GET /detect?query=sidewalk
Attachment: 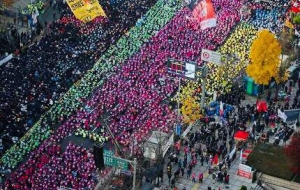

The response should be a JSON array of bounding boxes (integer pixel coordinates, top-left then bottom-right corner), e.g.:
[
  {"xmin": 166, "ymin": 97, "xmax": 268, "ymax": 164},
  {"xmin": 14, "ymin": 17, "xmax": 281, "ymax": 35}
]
[
  {"xmin": 152, "ymin": 83, "xmax": 299, "ymax": 190},
  {"xmin": 158, "ymin": 133, "xmax": 256, "ymax": 190}
]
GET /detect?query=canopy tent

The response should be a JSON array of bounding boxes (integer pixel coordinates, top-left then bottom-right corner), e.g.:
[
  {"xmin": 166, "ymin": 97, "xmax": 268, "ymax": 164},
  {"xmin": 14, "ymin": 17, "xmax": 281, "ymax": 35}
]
[
  {"xmin": 143, "ymin": 131, "xmax": 169, "ymax": 160},
  {"xmin": 234, "ymin": 131, "xmax": 249, "ymax": 141},
  {"xmin": 256, "ymin": 101, "xmax": 267, "ymax": 112}
]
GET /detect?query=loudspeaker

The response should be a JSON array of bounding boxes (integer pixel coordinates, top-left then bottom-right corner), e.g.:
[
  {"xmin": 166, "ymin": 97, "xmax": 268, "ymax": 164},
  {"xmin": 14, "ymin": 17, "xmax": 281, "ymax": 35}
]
[{"xmin": 93, "ymin": 143, "xmax": 105, "ymax": 169}]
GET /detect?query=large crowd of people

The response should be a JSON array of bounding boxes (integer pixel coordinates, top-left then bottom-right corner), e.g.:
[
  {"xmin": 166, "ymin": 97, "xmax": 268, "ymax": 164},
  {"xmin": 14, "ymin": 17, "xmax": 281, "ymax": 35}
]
[
  {"xmin": 0, "ymin": 0, "xmax": 296, "ymax": 189},
  {"xmin": 0, "ymin": 0, "xmax": 158, "ymax": 156},
  {"xmin": 2, "ymin": 0, "xmax": 244, "ymax": 188},
  {"xmin": 0, "ymin": 0, "xmax": 183, "ymax": 174},
  {"xmin": 182, "ymin": 0, "xmax": 290, "ymax": 104},
  {"xmin": 248, "ymin": 0, "xmax": 290, "ymax": 34},
  {"xmin": 0, "ymin": 0, "xmax": 183, "ymax": 187}
]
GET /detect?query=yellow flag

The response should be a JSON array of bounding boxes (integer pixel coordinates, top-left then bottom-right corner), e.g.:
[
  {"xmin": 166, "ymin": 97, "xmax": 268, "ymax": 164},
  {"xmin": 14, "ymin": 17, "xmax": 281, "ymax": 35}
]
[{"xmin": 66, "ymin": 0, "xmax": 106, "ymax": 23}]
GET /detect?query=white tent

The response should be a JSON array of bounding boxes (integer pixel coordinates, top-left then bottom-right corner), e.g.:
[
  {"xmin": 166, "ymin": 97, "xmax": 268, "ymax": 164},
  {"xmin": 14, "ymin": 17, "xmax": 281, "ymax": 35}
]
[{"xmin": 143, "ymin": 131, "xmax": 170, "ymax": 160}]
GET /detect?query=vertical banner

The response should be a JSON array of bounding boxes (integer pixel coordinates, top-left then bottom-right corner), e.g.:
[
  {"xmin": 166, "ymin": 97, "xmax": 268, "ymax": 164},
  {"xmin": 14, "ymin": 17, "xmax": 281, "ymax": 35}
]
[
  {"xmin": 188, "ymin": 0, "xmax": 217, "ymax": 30},
  {"xmin": 66, "ymin": 0, "xmax": 106, "ymax": 22}
]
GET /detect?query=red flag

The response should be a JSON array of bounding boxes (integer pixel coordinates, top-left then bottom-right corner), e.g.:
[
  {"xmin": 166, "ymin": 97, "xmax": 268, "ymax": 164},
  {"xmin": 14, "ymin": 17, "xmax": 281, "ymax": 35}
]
[{"xmin": 192, "ymin": 0, "xmax": 217, "ymax": 30}]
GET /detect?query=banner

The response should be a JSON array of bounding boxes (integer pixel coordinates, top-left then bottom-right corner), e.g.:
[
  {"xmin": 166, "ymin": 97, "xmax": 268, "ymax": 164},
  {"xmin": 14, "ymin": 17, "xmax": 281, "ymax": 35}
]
[
  {"xmin": 66, "ymin": 0, "xmax": 106, "ymax": 22},
  {"xmin": 278, "ymin": 109, "xmax": 287, "ymax": 122},
  {"xmin": 0, "ymin": 54, "xmax": 13, "ymax": 66},
  {"xmin": 192, "ymin": 0, "xmax": 217, "ymax": 30},
  {"xmin": 229, "ymin": 146, "xmax": 236, "ymax": 160},
  {"xmin": 237, "ymin": 163, "xmax": 252, "ymax": 179}
]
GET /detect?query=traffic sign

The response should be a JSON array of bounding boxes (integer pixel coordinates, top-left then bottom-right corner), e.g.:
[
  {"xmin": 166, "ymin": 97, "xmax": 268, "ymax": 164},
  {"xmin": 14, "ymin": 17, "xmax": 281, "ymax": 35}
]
[
  {"xmin": 103, "ymin": 149, "xmax": 128, "ymax": 170},
  {"xmin": 201, "ymin": 49, "xmax": 222, "ymax": 65},
  {"xmin": 121, "ymin": 170, "xmax": 132, "ymax": 176}
]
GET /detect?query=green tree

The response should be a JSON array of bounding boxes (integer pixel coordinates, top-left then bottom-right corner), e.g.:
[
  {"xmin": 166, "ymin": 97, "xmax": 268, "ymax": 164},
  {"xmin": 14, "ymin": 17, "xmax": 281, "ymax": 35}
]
[
  {"xmin": 273, "ymin": 30, "xmax": 297, "ymax": 99},
  {"xmin": 246, "ymin": 29, "xmax": 282, "ymax": 85},
  {"xmin": 293, "ymin": 14, "xmax": 300, "ymax": 24},
  {"xmin": 284, "ymin": 133, "xmax": 300, "ymax": 173}
]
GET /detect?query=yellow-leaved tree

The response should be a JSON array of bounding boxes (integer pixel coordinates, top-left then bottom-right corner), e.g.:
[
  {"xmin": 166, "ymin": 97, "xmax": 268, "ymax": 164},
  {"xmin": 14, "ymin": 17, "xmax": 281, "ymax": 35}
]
[
  {"xmin": 181, "ymin": 95, "xmax": 201, "ymax": 124},
  {"xmin": 171, "ymin": 81, "xmax": 202, "ymax": 124},
  {"xmin": 246, "ymin": 29, "xmax": 282, "ymax": 85}
]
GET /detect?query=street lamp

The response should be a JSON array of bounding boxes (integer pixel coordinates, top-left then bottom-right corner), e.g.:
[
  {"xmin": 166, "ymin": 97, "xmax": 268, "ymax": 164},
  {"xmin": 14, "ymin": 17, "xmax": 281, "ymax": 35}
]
[{"xmin": 199, "ymin": 65, "xmax": 207, "ymax": 108}]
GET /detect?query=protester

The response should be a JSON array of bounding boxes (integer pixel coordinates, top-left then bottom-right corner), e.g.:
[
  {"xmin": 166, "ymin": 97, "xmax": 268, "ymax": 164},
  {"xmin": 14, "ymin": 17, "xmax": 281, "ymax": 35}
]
[
  {"xmin": 0, "ymin": 0, "xmax": 158, "ymax": 155},
  {"xmin": 1, "ymin": 0, "xmax": 294, "ymax": 189}
]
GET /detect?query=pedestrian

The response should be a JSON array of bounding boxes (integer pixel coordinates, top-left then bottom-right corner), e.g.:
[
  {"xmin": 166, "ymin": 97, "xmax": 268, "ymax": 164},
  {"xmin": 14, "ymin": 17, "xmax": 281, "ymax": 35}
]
[
  {"xmin": 174, "ymin": 168, "xmax": 180, "ymax": 180},
  {"xmin": 200, "ymin": 155, "xmax": 204, "ymax": 166},
  {"xmin": 225, "ymin": 174, "xmax": 230, "ymax": 184},
  {"xmin": 212, "ymin": 172, "xmax": 216, "ymax": 183},
  {"xmin": 188, "ymin": 162, "xmax": 193, "ymax": 171},
  {"xmin": 227, "ymin": 159, "xmax": 231, "ymax": 169},
  {"xmin": 187, "ymin": 168, "xmax": 191, "ymax": 178},
  {"xmin": 183, "ymin": 187, "xmax": 187, "ymax": 190},
  {"xmin": 53, "ymin": 13, "xmax": 56, "ymax": 20},
  {"xmin": 181, "ymin": 167, "xmax": 184, "ymax": 177},
  {"xmin": 168, "ymin": 172, "xmax": 172, "ymax": 183},
  {"xmin": 167, "ymin": 163, "xmax": 172, "ymax": 173},
  {"xmin": 171, "ymin": 177, "xmax": 175, "ymax": 188},
  {"xmin": 198, "ymin": 172, "xmax": 203, "ymax": 183},
  {"xmin": 183, "ymin": 158, "xmax": 187, "ymax": 168},
  {"xmin": 178, "ymin": 158, "xmax": 182, "ymax": 168},
  {"xmin": 192, "ymin": 172, "xmax": 196, "ymax": 183}
]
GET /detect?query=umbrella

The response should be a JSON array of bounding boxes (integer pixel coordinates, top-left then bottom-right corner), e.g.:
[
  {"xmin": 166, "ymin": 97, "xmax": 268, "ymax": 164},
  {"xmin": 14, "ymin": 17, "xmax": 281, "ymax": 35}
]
[{"xmin": 234, "ymin": 131, "xmax": 249, "ymax": 141}]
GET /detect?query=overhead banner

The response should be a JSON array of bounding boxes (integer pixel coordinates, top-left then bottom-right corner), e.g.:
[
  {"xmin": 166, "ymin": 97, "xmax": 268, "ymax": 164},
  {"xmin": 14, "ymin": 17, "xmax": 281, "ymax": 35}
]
[
  {"xmin": 190, "ymin": 0, "xmax": 217, "ymax": 30},
  {"xmin": 201, "ymin": 49, "xmax": 222, "ymax": 64},
  {"xmin": 66, "ymin": 0, "xmax": 106, "ymax": 23}
]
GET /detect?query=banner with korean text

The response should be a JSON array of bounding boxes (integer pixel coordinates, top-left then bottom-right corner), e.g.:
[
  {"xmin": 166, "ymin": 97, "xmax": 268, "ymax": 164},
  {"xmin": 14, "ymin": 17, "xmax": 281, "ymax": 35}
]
[
  {"xmin": 191, "ymin": 0, "xmax": 217, "ymax": 30},
  {"xmin": 66, "ymin": 0, "xmax": 106, "ymax": 22},
  {"xmin": 237, "ymin": 163, "xmax": 252, "ymax": 179}
]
